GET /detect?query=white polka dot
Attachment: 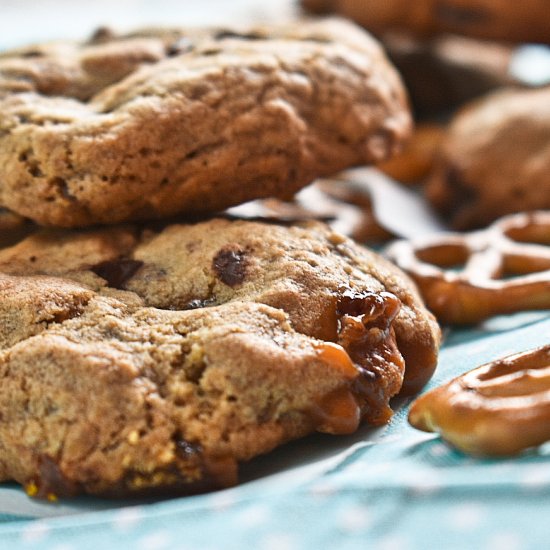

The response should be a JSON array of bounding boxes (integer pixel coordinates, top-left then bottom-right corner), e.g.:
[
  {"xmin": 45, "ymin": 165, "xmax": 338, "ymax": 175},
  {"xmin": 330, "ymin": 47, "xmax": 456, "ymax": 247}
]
[
  {"xmin": 138, "ymin": 531, "xmax": 171, "ymax": 550},
  {"xmin": 485, "ymin": 532, "xmax": 523, "ymax": 550},
  {"xmin": 405, "ymin": 470, "xmax": 442, "ymax": 495},
  {"xmin": 337, "ymin": 504, "xmax": 372, "ymax": 532},
  {"xmin": 113, "ymin": 506, "xmax": 144, "ymax": 532},
  {"xmin": 20, "ymin": 521, "xmax": 50, "ymax": 544},
  {"xmin": 309, "ymin": 480, "xmax": 338, "ymax": 500},
  {"xmin": 208, "ymin": 490, "xmax": 236, "ymax": 511},
  {"xmin": 430, "ymin": 442, "xmax": 451, "ymax": 457},
  {"xmin": 236, "ymin": 505, "xmax": 269, "ymax": 527},
  {"xmin": 520, "ymin": 465, "xmax": 550, "ymax": 490},
  {"xmin": 261, "ymin": 533, "xmax": 296, "ymax": 550},
  {"xmin": 375, "ymin": 534, "xmax": 410, "ymax": 550},
  {"xmin": 447, "ymin": 503, "xmax": 486, "ymax": 530}
]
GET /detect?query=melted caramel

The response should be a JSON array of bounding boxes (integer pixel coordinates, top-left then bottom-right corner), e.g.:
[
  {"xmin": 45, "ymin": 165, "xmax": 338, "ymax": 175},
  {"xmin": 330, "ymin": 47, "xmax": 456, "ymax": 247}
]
[
  {"xmin": 315, "ymin": 341, "xmax": 359, "ymax": 379},
  {"xmin": 202, "ymin": 454, "xmax": 238, "ymax": 488},
  {"xmin": 312, "ymin": 387, "xmax": 361, "ymax": 435},
  {"xmin": 335, "ymin": 288, "xmax": 405, "ymax": 425}
]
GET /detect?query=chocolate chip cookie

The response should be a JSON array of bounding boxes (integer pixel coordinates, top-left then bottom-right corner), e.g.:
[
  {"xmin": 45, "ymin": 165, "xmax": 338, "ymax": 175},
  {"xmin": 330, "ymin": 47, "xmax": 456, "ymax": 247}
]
[
  {"xmin": 0, "ymin": 218, "xmax": 439, "ymax": 497},
  {"xmin": 301, "ymin": 0, "xmax": 550, "ymax": 44},
  {"xmin": 426, "ymin": 87, "xmax": 550, "ymax": 229},
  {"xmin": 0, "ymin": 19, "xmax": 410, "ymax": 227}
]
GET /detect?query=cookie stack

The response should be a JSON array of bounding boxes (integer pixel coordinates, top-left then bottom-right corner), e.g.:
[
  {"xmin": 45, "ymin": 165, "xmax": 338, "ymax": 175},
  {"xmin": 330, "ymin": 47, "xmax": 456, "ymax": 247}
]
[{"xmin": 0, "ymin": 19, "xmax": 440, "ymax": 498}]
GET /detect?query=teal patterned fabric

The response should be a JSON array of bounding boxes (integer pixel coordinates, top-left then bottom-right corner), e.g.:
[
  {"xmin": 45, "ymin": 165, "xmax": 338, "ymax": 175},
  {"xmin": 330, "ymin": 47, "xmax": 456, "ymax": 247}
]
[{"xmin": 1, "ymin": 312, "xmax": 549, "ymax": 549}]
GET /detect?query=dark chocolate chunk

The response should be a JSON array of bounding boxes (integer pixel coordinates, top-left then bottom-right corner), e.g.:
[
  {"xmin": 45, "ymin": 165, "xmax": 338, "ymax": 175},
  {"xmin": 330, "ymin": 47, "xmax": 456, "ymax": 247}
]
[
  {"xmin": 36, "ymin": 455, "xmax": 82, "ymax": 498},
  {"xmin": 91, "ymin": 258, "xmax": 144, "ymax": 289},
  {"xmin": 214, "ymin": 30, "xmax": 264, "ymax": 41},
  {"xmin": 212, "ymin": 247, "xmax": 247, "ymax": 287}
]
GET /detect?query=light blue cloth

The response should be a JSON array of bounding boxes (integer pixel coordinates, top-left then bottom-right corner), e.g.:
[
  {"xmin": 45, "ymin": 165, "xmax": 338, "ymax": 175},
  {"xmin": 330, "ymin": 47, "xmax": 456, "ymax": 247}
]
[{"xmin": 1, "ymin": 312, "xmax": 549, "ymax": 549}]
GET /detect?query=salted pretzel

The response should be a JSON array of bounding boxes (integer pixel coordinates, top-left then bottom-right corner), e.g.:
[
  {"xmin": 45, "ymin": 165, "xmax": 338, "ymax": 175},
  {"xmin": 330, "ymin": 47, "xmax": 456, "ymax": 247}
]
[
  {"xmin": 409, "ymin": 345, "xmax": 550, "ymax": 456},
  {"xmin": 385, "ymin": 211, "xmax": 550, "ymax": 325}
]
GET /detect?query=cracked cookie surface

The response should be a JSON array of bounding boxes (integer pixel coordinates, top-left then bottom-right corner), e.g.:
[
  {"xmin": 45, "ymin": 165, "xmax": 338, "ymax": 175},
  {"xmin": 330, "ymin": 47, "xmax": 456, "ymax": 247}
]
[
  {"xmin": 0, "ymin": 218, "xmax": 439, "ymax": 497},
  {"xmin": 0, "ymin": 19, "xmax": 410, "ymax": 227}
]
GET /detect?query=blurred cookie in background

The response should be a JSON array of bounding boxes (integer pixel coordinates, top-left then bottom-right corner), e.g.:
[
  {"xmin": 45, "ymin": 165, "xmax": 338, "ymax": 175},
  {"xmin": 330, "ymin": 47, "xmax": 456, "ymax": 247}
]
[
  {"xmin": 426, "ymin": 86, "xmax": 550, "ymax": 229},
  {"xmin": 376, "ymin": 123, "xmax": 444, "ymax": 184},
  {"xmin": 300, "ymin": 0, "xmax": 550, "ymax": 45},
  {"xmin": 382, "ymin": 32, "xmax": 517, "ymax": 119}
]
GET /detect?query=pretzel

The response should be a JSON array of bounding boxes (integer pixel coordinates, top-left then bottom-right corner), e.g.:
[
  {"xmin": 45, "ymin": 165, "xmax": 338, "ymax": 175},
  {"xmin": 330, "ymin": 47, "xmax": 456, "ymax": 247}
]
[
  {"xmin": 385, "ymin": 211, "xmax": 550, "ymax": 324},
  {"xmin": 377, "ymin": 124, "xmax": 445, "ymax": 184},
  {"xmin": 409, "ymin": 345, "xmax": 550, "ymax": 456},
  {"xmin": 228, "ymin": 179, "xmax": 393, "ymax": 244}
]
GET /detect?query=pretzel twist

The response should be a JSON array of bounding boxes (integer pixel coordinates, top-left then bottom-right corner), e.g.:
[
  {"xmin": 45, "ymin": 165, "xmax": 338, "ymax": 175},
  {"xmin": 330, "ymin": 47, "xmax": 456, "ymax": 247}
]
[
  {"xmin": 386, "ymin": 211, "xmax": 550, "ymax": 324},
  {"xmin": 409, "ymin": 345, "xmax": 550, "ymax": 456}
]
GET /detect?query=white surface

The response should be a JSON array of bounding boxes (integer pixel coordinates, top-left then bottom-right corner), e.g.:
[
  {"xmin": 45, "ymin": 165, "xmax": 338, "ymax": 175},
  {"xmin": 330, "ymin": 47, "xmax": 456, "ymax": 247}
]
[{"xmin": 0, "ymin": 0, "xmax": 298, "ymax": 49}]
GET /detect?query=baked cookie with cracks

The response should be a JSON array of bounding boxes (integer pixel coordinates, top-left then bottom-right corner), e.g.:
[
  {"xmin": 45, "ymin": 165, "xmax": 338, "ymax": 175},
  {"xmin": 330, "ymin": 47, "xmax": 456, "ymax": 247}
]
[
  {"xmin": 0, "ymin": 218, "xmax": 439, "ymax": 498},
  {"xmin": 0, "ymin": 18, "xmax": 410, "ymax": 227}
]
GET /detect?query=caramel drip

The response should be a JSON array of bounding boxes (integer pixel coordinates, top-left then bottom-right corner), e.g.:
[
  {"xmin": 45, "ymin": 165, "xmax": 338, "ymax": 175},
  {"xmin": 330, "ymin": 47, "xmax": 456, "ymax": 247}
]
[
  {"xmin": 311, "ymin": 342, "xmax": 362, "ymax": 434},
  {"xmin": 315, "ymin": 341, "xmax": 360, "ymax": 379},
  {"xmin": 202, "ymin": 454, "xmax": 238, "ymax": 488},
  {"xmin": 312, "ymin": 386, "xmax": 361, "ymax": 435},
  {"xmin": 336, "ymin": 288, "xmax": 405, "ymax": 425}
]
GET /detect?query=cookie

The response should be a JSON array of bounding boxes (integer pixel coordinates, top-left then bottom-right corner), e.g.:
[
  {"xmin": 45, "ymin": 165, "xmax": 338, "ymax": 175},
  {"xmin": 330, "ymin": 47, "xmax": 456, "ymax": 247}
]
[
  {"xmin": 426, "ymin": 87, "xmax": 550, "ymax": 229},
  {"xmin": 0, "ymin": 19, "xmax": 410, "ymax": 227},
  {"xmin": 301, "ymin": 0, "xmax": 550, "ymax": 44},
  {"xmin": 0, "ymin": 218, "xmax": 439, "ymax": 497},
  {"xmin": 382, "ymin": 33, "xmax": 516, "ymax": 119}
]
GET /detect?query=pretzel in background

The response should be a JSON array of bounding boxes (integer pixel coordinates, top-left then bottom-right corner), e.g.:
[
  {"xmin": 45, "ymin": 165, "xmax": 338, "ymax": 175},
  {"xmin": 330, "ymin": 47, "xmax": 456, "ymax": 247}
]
[{"xmin": 385, "ymin": 211, "xmax": 550, "ymax": 324}]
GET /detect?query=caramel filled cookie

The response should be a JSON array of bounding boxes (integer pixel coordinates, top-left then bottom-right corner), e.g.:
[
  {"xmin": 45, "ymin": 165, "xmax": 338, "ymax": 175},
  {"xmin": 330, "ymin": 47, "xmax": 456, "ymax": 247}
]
[
  {"xmin": 0, "ymin": 219, "xmax": 439, "ymax": 497},
  {"xmin": 0, "ymin": 19, "xmax": 410, "ymax": 227},
  {"xmin": 301, "ymin": 0, "xmax": 550, "ymax": 44},
  {"xmin": 426, "ymin": 87, "xmax": 550, "ymax": 229}
]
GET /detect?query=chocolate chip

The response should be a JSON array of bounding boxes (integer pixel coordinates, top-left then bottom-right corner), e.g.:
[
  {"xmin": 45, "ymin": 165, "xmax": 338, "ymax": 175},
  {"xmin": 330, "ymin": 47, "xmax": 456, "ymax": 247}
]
[
  {"xmin": 36, "ymin": 455, "xmax": 81, "ymax": 498},
  {"xmin": 21, "ymin": 49, "xmax": 44, "ymax": 59},
  {"xmin": 91, "ymin": 259, "xmax": 144, "ymax": 289},
  {"xmin": 212, "ymin": 247, "xmax": 248, "ymax": 287},
  {"xmin": 89, "ymin": 26, "xmax": 115, "ymax": 43},
  {"xmin": 214, "ymin": 30, "xmax": 264, "ymax": 41},
  {"xmin": 175, "ymin": 439, "xmax": 201, "ymax": 458},
  {"xmin": 183, "ymin": 297, "xmax": 217, "ymax": 310},
  {"xmin": 336, "ymin": 288, "xmax": 387, "ymax": 318},
  {"xmin": 28, "ymin": 163, "xmax": 43, "ymax": 178},
  {"xmin": 166, "ymin": 37, "xmax": 194, "ymax": 56}
]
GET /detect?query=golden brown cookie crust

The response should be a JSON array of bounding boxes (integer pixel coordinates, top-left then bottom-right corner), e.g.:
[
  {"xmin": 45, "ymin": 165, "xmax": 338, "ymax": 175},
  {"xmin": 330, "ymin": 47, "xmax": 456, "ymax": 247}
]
[
  {"xmin": 426, "ymin": 87, "xmax": 550, "ymax": 229},
  {"xmin": 0, "ymin": 219, "xmax": 439, "ymax": 497},
  {"xmin": 0, "ymin": 19, "xmax": 410, "ymax": 227}
]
